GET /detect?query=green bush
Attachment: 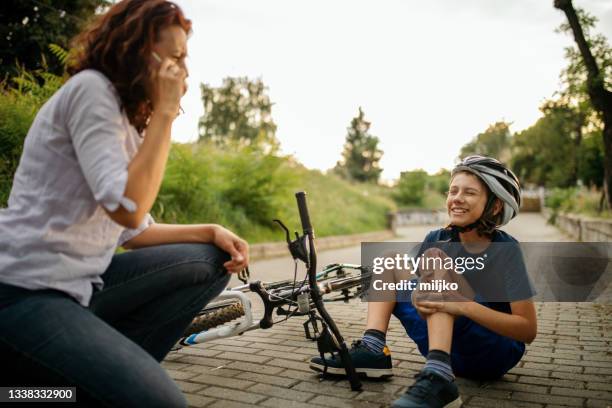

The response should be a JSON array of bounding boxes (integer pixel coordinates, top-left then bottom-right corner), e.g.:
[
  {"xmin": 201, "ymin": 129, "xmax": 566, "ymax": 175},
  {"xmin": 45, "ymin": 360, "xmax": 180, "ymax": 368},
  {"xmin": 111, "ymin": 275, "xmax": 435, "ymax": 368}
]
[
  {"xmin": 153, "ymin": 144, "xmax": 396, "ymax": 242},
  {"xmin": 545, "ymin": 187, "xmax": 577, "ymax": 211},
  {"xmin": 217, "ymin": 145, "xmax": 296, "ymax": 227},
  {"xmin": 0, "ymin": 67, "xmax": 64, "ymax": 206},
  {"xmin": 393, "ymin": 169, "xmax": 428, "ymax": 207},
  {"xmin": 153, "ymin": 142, "xmax": 299, "ymax": 240},
  {"xmin": 545, "ymin": 187, "xmax": 611, "ymax": 220}
]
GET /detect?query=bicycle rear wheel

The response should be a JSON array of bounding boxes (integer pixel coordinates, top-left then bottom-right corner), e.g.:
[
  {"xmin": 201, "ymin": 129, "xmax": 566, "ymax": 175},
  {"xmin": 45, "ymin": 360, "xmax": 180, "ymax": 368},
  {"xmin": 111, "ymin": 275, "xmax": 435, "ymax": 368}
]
[{"xmin": 184, "ymin": 301, "xmax": 245, "ymax": 336}]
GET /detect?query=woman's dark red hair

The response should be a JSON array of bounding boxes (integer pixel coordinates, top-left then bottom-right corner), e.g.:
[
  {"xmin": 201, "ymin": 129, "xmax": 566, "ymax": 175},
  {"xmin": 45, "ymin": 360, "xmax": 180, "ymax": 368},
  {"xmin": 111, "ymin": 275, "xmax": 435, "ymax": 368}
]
[{"xmin": 69, "ymin": 0, "xmax": 191, "ymax": 133}]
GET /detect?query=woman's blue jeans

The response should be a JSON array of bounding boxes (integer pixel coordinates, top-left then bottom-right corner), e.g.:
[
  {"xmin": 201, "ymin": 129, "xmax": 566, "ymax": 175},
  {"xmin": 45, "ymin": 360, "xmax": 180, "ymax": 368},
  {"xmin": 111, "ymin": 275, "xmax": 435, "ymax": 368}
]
[{"xmin": 0, "ymin": 243, "xmax": 231, "ymax": 407}]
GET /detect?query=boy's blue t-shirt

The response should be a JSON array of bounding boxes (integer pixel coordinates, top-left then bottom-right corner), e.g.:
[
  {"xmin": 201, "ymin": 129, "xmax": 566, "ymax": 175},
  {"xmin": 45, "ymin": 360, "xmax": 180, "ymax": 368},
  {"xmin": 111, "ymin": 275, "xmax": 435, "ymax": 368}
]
[{"xmin": 417, "ymin": 228, "xmax": 535, "ymax": 314}]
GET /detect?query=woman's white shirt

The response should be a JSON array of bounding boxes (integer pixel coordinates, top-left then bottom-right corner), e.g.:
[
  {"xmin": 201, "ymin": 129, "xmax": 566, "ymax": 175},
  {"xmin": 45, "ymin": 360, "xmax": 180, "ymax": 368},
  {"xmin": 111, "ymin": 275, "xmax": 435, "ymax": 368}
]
[{"xmin": 0, "ymin": 69, "xmax": 153, "ymax": 306}]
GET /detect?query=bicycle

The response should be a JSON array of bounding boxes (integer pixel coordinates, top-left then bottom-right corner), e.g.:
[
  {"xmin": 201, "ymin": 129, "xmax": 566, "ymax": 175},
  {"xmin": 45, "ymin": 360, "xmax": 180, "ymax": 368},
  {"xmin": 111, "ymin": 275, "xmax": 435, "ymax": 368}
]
[{"xmin": 175, "ymin": 191, "xmax": 369, "ymax": 391}]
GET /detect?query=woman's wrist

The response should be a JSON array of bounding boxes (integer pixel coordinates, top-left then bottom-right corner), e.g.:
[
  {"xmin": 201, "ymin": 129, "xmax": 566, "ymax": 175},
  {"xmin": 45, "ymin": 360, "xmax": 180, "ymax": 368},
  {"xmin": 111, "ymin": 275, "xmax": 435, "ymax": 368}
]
[
  {"xmin": 151, "ymin": 108, "xmax": 177, "ymax": 123},
  {"xmin": 199, "ymin": 224, "xmax": 221, "ymax": 243}
]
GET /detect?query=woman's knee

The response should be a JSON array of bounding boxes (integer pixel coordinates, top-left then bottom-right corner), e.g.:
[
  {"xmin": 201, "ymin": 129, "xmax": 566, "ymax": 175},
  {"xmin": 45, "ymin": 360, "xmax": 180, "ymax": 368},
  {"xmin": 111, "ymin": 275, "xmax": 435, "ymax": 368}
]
[
  {"xmin": 173, "ymin": 243, "xmax": 232, "ymax": 278},
  {"xmin": 180, "ymin": 243, "xmax": 231, "ymax": 267}
]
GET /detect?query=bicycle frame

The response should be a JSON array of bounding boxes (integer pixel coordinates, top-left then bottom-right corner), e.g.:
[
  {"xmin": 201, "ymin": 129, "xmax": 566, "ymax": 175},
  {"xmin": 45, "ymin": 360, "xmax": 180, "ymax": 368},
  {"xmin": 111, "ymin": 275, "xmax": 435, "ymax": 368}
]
[
  {"xmin": 179, "ymin": 263, "xmax": 363, "ymax": 346},
  {"xmin": 178, "ymin": 192, "xmax": 364, "ymax": 391}
]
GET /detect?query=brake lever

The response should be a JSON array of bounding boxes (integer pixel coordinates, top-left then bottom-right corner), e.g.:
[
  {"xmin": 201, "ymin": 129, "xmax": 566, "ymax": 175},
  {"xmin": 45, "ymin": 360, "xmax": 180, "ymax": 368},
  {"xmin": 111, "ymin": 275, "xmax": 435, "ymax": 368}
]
[
  {"xmin": 238, "ymin": 267, "xmax": 250, "ymax": 284},
  {"xmin": 273, "ymin": 219, "xmax": 309, "ymax": 264},
  {"xmin": 273, "ymin": 219, "xmax": 291, "ymax": 243}
]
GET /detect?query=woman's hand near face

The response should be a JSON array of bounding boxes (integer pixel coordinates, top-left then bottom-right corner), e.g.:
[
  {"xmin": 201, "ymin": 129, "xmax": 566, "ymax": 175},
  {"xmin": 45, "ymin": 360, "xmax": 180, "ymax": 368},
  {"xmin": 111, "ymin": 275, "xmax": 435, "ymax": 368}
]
[{"xmin": 152, "ymin": 58, "xmax": 186, "ymax": 117}]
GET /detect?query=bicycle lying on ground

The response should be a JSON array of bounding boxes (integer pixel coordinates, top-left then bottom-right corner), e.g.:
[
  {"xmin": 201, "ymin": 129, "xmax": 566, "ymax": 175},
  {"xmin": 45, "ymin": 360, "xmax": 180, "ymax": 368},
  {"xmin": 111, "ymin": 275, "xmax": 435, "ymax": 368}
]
[{"xmin": 174, "ymin": 191, "xmax": 368, "ymax": 391}]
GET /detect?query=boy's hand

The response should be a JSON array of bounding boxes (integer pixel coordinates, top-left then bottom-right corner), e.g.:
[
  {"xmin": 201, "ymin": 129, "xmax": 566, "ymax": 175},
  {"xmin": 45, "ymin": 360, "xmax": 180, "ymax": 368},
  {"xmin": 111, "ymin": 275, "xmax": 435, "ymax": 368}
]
[{"xmin": 416, "ymin": 300, "xmax": 471, "ymax": 317}]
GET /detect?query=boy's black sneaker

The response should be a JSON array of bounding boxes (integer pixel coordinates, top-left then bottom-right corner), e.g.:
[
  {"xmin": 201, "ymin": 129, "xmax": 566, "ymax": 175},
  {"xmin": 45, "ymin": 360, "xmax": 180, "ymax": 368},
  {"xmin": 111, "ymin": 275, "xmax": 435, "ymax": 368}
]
[
  {"xmin": 309, "ymin": 340, "xmax": 393, "ymax": 378},
  {"xmin": 392, "ymin": 369, "xmax": 462, "ymax": 408}
]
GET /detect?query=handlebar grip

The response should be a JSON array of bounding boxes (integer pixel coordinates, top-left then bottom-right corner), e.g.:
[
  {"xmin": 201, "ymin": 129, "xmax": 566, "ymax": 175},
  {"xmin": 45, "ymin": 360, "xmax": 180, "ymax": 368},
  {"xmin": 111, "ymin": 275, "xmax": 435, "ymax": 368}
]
[{"xmin": 295, "ymin": 191, "xmax": 313, "ymax": 234}]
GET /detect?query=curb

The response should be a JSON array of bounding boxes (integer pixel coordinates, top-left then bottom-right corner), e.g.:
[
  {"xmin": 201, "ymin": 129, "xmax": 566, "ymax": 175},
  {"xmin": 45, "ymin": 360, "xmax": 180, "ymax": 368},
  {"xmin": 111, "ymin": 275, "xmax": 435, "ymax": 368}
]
[{"xmin": 249, "ymin": 230, "xmax": 395, "ymax": 260}]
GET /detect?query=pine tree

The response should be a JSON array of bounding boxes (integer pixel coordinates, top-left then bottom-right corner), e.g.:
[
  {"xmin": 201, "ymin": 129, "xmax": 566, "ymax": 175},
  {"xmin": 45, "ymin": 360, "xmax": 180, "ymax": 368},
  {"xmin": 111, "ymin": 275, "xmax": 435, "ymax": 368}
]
[{"xmin": 335, "ymin": 107, "xmax": 383, "ymax": 183}]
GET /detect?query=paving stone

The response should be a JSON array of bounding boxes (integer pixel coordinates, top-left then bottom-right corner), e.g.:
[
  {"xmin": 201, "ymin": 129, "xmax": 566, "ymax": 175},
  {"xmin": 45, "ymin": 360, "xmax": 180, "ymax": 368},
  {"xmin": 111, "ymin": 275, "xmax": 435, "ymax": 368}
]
[
  {"xmin": 177, "ymin": 355, "xmax": 231, "ymax": 367},
  {"xmin": 516, "ymin": 376, "xmax": 584, "ymax": 389},
  {"xmin": 259, "ymin": 397, "xmax": 323, "ymax": 408},
  {"xmin": 466, "ymin": 396, "xmax": 543, "ymax": 408},
  {"xmin": 278, "ymin": 368, "xmax": 327, "ymax": 384},
  {"xmin": 161, "ymin": 361, "xmax": 194, "ymax": 371},
  {"xmin": 487, "ymin": 381, "xmax": 548, "ymax": 395},
  {"xmin": 176, "ymin": 347, "xmax": 224, "ymax": 358},
  {"xmin": 265, "ymin": 358, "xmax": 312, "ymax": 372},
  {"xmin": 354, "ymin": 390, "xmax": 397, "ymax": 406},
  {"xmin": 248, "ymin": 342, "xmax": 298, "ymax": 352},
  {"xmin": 585, "ymin": 398, "xmax": 612, "ymax": 408},
  {"xmin": 309, "ymin": 394, "xmax": 382, "ymax": 408},
  {"xmin": 207, "ymin": 400, "xmax": 257, "ymax": 408},
  {"xmin": 174, "ymin": 380, "xmax": 207, "ymax": 394},
  {"xmin": 198, "ymin": 386, "xmax": 267, "ymax": 404},
  {"xmin": 291, "ymin": 379, "xmax": 357, "ymax": 398},
  {"xmin": 510, "ymin": 391, "xmax": 584, "ymax": 406},
  {"xmin": 549, "ymin": 370, "xmax": 611, "ymax": 383},
  {"xmin": 586, "ymin": 381, "xmax": 612, "ymax": 391},
  {"xmin": 184, "ymin": 393, "xmax": 215, "ymax": 408},
  {"xmin": 215, "ymin": 351, "xmax": 271, "ymax": 364},
  {"xmin": 209, "ymin": 344, "xmax": 263, "ymax": 354},
  {"xmin": 164, "ymin": 368, "xmax": 199, "ymax": 381},
  {"xmin": 235, "ymin": 371, "xmax": 300, "ymax": 387},
  {"xmin": 247, "ymin": 383, "xmax": 314, "ymax": 402},
  {"xmin": 257, "ymin": 348, "xmax": 309, "ymax": 361},
  {"xmin": 358, "ymin": 381, "xmax": 403, "ymax": 395},
  {"xmin": 550, "ymin": 386, "xmax": 612, "ymax": 401},
  {"xmin": 584, "ymin": 366, "xmax": 612, "ymax": 375},
  {"xmin": 523, "ymin": 362, "xmax": 584, "ymax": 374},
  {"xmin": 225, "ymin": 360, "xmax": 285, "ymax": 375},
  {"xmin": 190, "ymin": 373, "xmax": 255, "ymax": 389},
  {"xmin": 459, "ymin": 386, "xmax": 513, "ymax": 400},
  {"xmin": 181, "ymin": 364, "xmax": 239, "ymax": 375}
]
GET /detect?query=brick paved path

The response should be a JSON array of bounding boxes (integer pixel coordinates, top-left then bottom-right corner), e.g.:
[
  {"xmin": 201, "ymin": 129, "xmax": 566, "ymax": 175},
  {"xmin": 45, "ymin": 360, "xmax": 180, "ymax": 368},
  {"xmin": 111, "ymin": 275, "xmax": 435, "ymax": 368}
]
[{"xmin": 163, "ymin": 214, "xmax": 612, "ymax": 407}]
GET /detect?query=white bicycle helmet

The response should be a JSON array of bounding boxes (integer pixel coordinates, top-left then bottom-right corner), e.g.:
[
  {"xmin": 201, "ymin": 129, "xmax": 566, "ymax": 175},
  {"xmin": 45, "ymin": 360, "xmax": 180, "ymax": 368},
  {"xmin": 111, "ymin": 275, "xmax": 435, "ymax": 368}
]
[{"xmin": 451, "ymin": 155, "xmax": 522, "ymax": 228}]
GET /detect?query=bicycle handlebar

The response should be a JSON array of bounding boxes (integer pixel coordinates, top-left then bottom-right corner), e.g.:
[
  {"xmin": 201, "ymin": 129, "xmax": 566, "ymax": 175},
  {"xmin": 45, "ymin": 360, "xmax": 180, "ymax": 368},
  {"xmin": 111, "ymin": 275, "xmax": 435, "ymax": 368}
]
[
  {"xmin": 294, "ymin": 191, "xmax": 362, "ymax": 391},
  {"xmin": 295, "ymin": 191, "xmax": 313, "ymax": 235}
]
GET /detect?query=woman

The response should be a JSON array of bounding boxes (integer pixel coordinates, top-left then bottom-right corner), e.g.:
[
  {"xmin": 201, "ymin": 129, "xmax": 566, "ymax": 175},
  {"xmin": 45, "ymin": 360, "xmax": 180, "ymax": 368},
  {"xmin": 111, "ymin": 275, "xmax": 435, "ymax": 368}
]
[
  {"xmin": 0, "ymin": 1, "xmax": 247, "ymax": 406},
  {"xmin": 311, "ymin": 156, "xmax": 537, "ymax": 408}
]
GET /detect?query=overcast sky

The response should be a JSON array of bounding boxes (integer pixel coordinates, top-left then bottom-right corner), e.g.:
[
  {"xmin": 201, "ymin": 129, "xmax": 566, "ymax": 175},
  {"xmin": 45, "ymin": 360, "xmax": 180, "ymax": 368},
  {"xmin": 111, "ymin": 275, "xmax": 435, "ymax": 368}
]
[{"xmin": 171, "ymin": 0, "xmax": 612, "ymax": 181}]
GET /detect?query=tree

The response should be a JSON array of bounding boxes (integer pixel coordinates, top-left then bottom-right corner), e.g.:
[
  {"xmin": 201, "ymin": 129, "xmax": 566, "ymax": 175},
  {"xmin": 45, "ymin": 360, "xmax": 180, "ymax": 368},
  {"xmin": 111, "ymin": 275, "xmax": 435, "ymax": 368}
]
[
  {"xmin": 393, "ymin": 170, "xmax": 428, "ymax": 207},
  {"xmin": 459, "ymin": 121, "xmax": 512, "ymax": 161},
  {"xmin": 554, "ymin": 0, "xmax": 612, "ymax": 208},
  {"xmin": 0, "ymin": 0, "xmax": 108, "ymax": 79},
  {"xmin": 334, "ymin": 107, "xmax": 383, "ymax": 183},
  {"xmin": 198, "ymin": 77, "xmax": 278, "ymax": 151},
  {"xmin": 429, "ymin": 169, "xmax": 451, "ymax": 196},
  {"xmin": 511, "ymin": 103, "xmax": 579, "ymax": 188},
  {"xmin": 577, "ymin": 131, "xmax": 604, "ymax": 189}
]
